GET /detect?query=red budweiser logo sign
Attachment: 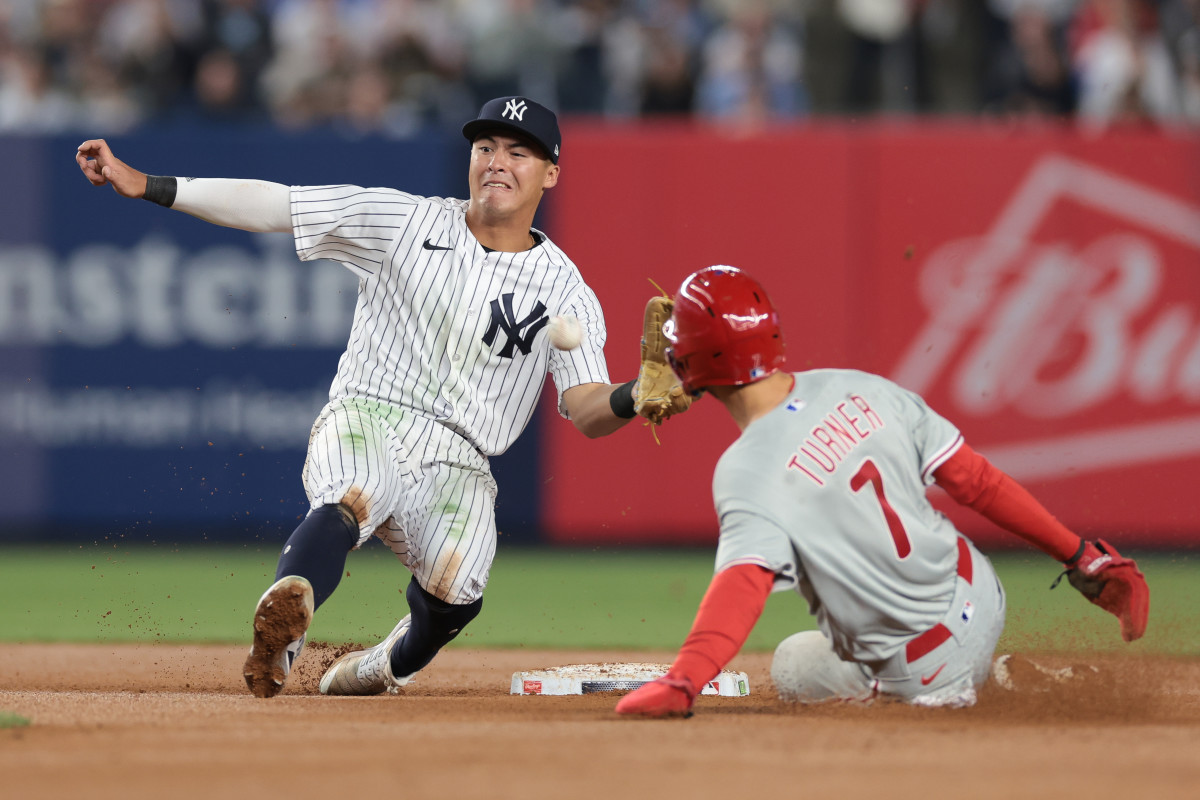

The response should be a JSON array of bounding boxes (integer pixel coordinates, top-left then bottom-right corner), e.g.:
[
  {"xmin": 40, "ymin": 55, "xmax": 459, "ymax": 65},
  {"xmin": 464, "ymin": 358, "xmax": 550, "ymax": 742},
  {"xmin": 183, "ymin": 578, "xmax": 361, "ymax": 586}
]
[{"xmin": 890, "ymin": 155, "xmax": 1200, "ymax": 483}]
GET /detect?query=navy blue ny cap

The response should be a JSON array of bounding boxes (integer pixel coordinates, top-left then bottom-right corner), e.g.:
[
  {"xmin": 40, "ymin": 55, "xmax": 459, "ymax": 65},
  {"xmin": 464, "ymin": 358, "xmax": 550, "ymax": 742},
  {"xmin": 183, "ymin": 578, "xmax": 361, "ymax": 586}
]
[{"xmin": 462, "ymin": 96, "xmax": 561, "ymax": 164}]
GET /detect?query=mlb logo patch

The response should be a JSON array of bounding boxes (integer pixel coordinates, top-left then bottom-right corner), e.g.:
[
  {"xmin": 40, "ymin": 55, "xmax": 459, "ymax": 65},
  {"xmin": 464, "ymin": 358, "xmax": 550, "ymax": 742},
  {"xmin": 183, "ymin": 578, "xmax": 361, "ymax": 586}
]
[
  {"xmin": 961, "ymin": 601, "xmax": 974, "ymax": 624},
  {"xmin": 786, "ymin": 398, "xmax": 806, "ymax": 412}
]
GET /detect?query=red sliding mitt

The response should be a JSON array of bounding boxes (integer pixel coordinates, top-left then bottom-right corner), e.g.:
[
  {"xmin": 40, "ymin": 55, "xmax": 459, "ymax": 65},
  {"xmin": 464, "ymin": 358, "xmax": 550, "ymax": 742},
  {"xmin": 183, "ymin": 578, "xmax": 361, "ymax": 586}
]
[{"xmin": 1055, "ymin": 539, "xmax": 1149, "ymax": 642}]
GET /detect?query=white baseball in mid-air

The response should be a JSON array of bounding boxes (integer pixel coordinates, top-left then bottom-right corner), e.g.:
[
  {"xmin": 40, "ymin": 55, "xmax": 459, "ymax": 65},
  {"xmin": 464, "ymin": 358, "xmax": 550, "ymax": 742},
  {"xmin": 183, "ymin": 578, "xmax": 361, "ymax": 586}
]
[{"xmin": 548, "ymin": 314, "xmax": 583, "ymax": 350}]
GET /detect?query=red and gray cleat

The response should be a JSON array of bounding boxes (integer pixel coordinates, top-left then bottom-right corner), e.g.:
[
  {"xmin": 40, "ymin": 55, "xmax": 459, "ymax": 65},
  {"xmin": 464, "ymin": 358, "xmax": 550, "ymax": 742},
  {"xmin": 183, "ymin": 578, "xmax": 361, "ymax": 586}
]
[
  {"xmin": 242, "ymin": 576, "xmax": 314, "ymax": 698},
  {"xmin": 319, "ymin": 615, "xmax": 415, "ymax": 696}
]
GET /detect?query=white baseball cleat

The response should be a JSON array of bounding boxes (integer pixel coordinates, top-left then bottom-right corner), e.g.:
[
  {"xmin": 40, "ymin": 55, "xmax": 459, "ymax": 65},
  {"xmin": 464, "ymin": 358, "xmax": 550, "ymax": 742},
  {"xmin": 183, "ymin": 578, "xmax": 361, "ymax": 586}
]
[
  {"xmin": 319, "ymin": 615, "xmax": 415, "ymax": 696},
  {"xmin": 242, "ymin": 575, "xmax": 314, "ymax": 698}
]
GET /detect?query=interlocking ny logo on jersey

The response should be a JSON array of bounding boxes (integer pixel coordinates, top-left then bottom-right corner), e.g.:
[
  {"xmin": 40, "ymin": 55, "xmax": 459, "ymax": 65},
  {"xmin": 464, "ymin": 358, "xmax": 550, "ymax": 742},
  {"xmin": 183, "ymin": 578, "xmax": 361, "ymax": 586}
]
[
  {"xmin": 503, "ymin": 99, "xmax": 528, "ymax": 121},
  {"xmin": 482, "ymin": 293, "xmax": 549, "ymax": 358}
]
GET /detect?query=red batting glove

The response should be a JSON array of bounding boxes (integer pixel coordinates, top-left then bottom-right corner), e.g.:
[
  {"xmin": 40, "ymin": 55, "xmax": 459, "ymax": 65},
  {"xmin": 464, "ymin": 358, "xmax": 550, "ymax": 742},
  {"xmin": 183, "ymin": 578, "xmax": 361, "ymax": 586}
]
[
  {"xmin": 615, "ymin": 675, "xmax": 697, "ymax": 718},
  {"xmin": 1057, "ymin": 539, "xmax": 1150, "ymax": 642}
]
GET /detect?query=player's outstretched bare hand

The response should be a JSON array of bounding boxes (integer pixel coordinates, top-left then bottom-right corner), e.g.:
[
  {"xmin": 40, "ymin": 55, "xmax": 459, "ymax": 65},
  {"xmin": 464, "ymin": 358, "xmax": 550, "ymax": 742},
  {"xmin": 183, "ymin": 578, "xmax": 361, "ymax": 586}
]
[
  {"xmin": 76, "ymin": 139, "xmax": 147, "ymax": 199},
  {"xmin": 614, "ymin": 675, "xmax": 695, "ymax": 718}
]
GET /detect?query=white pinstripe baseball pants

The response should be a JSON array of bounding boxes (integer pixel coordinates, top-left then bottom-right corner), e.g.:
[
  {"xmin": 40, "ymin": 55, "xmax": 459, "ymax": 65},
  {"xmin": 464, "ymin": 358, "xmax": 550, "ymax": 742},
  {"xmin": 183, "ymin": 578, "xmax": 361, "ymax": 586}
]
[{"xmin": 301, "ymin": 397, "xmax": 499, "ymax": 604}]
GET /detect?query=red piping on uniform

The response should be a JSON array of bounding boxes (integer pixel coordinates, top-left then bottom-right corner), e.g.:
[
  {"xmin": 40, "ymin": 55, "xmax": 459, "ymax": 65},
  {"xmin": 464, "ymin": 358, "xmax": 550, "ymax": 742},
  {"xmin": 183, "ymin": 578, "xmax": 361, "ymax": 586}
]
[
  {"xmin": 906, "ymin": 537, "xmax": 972, "ymax": 663},
  {"xmin": 957, "ymin": 537, "xmax": 973, "ymax": 585},
  {"xmin": 906, "ymin": 623, "xmax": 952, "ymax": 663}
]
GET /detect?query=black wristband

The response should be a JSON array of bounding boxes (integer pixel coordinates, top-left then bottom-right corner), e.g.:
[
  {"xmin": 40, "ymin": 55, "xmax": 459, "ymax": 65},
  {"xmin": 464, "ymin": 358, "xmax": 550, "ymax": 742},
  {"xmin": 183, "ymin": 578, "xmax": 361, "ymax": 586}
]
[
  {"xmin": 609, "ymin": 379, "xmax": 637, "ymax": 419},
  {"xmin": 142, "ymin": 175, "xmax": 178, "ymax": 208},
  {"xmin": 1064, "ymin": 539, "xmax": 1087, "ymax": 567}
]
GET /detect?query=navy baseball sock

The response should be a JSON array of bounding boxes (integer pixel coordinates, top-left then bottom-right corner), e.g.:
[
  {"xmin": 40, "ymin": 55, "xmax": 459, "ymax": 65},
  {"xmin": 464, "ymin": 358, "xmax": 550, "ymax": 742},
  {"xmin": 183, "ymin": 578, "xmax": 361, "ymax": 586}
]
[
  {"xmin": 391, "ymin": 577, "xmax": 482, "ymax": 677},
  {"xmin": 274, "ymin": 503, "xmax": 359, "ymax": 611}
]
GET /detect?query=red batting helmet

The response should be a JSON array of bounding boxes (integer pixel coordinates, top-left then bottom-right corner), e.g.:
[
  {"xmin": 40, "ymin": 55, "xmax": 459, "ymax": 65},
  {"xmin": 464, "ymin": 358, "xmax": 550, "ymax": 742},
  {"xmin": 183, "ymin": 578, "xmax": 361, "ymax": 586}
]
[{"xmin": 666, "ymin": 266, "xmax": 786, "ymax": 395}]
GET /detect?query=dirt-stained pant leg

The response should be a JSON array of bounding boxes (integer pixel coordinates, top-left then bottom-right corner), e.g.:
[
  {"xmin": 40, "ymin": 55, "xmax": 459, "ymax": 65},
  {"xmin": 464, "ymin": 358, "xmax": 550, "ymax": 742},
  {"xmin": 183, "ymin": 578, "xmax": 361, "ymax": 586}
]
[
  {"xmin": 376, "ymin": 420, "xmax": 499, "ymax": 605},
  {"xmin": 304, "ymin": 398, "xmax": 498, "ymax": 606},
  {"xmin": 302, "ymin": 398, "xmax": 415, "ymax": 545}
]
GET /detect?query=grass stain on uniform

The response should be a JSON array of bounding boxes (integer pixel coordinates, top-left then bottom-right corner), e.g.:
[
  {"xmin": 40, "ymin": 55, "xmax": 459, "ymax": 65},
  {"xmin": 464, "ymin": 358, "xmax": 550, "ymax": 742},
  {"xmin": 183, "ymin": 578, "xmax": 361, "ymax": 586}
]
[
  {"xmin": 430, "ymin": 498, "xmax": 468, "ymax": 600},
  {"xmin": 341, "ymin": 431, "xmax": 368, "ymax": 456},
  {"xmin": 439, "ymin": 500, "xmax": 465, "ymax": 541}
]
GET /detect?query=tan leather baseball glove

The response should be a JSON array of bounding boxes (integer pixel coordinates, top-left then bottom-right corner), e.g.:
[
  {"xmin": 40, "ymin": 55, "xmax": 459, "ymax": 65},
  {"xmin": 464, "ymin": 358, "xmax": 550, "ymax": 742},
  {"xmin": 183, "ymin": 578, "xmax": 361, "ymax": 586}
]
[{"xmin": 634, "ymin": 295, "xmax": 693, "ymax": 426}]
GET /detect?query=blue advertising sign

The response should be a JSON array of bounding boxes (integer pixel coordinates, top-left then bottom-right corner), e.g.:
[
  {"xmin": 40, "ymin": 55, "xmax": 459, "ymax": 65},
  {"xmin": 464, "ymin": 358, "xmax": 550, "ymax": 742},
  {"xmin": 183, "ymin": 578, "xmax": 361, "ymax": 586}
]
[{"xmin": 1, "ymin": 129, "xmax": 541, "ymax": 543}]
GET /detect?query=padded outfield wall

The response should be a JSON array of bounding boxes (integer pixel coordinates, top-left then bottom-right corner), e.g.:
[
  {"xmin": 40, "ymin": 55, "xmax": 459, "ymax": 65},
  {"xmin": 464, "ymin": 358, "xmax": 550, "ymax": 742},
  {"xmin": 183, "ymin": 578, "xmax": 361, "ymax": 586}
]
[
  {"xmin": 1, "ymin": 123, "xmax": 1197, "ymax": 547},
  {"xmin": 544, "ymin": 121, "xmax": 1200, "ymax": 549}
]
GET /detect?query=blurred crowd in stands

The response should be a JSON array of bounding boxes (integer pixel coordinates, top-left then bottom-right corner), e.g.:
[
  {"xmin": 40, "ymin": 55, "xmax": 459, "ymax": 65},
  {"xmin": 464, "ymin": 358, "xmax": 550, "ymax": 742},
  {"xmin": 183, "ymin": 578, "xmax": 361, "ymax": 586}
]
[{"xmin": 1, "ymin": 0, "xmax": 1198, "ymax": 136}]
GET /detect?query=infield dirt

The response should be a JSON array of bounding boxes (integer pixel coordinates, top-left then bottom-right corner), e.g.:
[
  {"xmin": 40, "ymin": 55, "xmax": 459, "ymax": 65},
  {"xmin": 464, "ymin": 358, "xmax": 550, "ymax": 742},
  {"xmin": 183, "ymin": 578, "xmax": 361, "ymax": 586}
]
[{"xmin": 2, "ymin": 643, "xmax": 1197, "ymax": 799}]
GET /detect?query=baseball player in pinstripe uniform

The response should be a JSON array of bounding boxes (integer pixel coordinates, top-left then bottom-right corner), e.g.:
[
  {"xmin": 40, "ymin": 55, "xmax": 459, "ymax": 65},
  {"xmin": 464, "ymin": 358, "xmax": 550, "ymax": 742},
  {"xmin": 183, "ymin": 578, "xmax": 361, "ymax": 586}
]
[
  {"xmin": 615, "ymin": 266, "xmax": 1149, "ymax": 717},
  {"xmin": 77, "ymin": 97, "xmax": 648, "ymax": 698}
]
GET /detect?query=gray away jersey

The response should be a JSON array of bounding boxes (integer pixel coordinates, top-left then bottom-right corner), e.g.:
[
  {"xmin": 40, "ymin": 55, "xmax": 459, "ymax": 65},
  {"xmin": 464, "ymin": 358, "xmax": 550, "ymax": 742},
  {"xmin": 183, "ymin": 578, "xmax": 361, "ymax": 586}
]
[
  {"xmin": 291, "ymin": 185, "xmax": 610, "ymax": 456},
  {"xmin": 713, "ymin": 369, "xmax": 966, "ymax": 664}
]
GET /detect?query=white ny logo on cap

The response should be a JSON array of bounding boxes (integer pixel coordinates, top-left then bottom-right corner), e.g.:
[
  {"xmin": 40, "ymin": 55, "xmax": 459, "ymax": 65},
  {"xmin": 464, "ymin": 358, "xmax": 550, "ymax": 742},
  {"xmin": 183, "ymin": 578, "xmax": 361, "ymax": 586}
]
[{"xmin": 503, "ymin": 99, "xmax": 528, "ymax": 121}]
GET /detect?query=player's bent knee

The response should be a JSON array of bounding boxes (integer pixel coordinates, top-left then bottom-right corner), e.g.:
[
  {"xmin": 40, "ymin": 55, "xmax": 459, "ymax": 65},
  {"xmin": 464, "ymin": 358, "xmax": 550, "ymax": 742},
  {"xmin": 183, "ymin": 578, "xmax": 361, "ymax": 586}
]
[
  {"xmin": 330, "ymin": 502, "xmax": 359, "ymax": 534},
  {"xmin": 408, "ymin": 579, "xmax": 483, "ymax": 638},
  {"xmin": 771, "ymin": 631, "xmax": 873, "ymax": 704},
  {"xmin": 293, "ymin": 502, "xmax": 363, "ymax": 547},
  {"xmin": 771, "ymin": 631, "xmax": 831, "ymax": 701}
]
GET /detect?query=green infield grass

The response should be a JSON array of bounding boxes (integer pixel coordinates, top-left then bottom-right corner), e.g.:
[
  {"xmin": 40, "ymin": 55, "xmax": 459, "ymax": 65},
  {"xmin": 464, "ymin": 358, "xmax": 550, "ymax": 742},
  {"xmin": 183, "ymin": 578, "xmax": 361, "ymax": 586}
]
[{"xmin": 0, "ymin": 543, "xmax": 1195, "ymax": 654}]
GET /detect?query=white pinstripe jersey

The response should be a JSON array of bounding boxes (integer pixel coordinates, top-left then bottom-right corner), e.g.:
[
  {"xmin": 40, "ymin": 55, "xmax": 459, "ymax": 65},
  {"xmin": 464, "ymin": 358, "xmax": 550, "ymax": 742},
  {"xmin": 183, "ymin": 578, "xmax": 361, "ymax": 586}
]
[
  {"xmin": 291, "ymin": 185, "xmax": 611, "ymax": 456},
  {"xmin": 712, "ymin": 369, "xmax": 966, "ymax": 663}
]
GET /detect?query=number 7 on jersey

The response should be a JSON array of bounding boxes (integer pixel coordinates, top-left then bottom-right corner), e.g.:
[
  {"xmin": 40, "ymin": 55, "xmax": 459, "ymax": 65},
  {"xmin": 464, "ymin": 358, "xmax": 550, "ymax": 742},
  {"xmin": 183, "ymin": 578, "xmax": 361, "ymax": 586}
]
[{"xmin": 850, "ymin": 459, "xmax": 912, "ymax": 558}]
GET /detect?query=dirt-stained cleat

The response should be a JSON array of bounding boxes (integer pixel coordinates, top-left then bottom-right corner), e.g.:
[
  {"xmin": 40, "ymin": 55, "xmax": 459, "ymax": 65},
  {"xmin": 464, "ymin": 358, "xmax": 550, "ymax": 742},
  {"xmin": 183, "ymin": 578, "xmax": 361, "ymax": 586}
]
[
  {"xmin": 319, "ymin": 615, "xmax": 415, "ymax": 696},
  {"xmin": 242, "ymin": 576, "xmax": 314, "ymax": 698}
]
